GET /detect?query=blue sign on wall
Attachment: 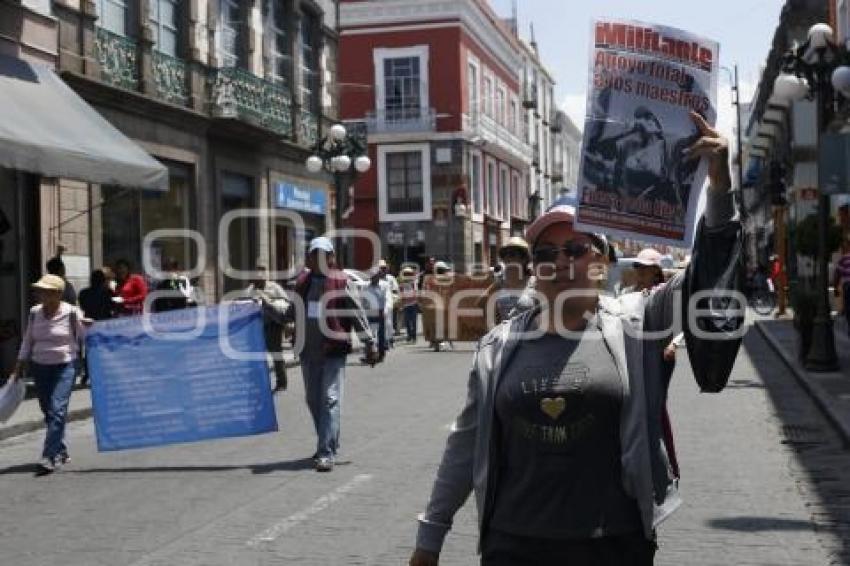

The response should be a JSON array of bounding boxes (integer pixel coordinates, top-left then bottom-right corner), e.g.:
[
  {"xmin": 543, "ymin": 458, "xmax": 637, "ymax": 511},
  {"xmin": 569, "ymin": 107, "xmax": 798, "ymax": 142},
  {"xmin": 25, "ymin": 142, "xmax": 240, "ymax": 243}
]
[
  {"xmin": 275, "ymin": 182, "xmax": 327, "ymax": 214},
  {"xmin": 87, "ymin": 304, "xmax": 278, "ymax": 452}
]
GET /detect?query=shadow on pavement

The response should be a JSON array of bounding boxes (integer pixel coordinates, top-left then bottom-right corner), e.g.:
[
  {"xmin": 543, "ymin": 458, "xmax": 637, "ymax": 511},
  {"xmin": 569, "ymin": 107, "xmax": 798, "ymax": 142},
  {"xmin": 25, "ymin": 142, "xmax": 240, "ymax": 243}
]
[
  {"xmin": 742, "ymin": 328, "xmax": 850, "ymax": 562},
  {"xmin": 707, "ymin": 516, "xmax": 819, "ymax": 532},
  {"xmin": 0, "ymin": 457, "xmax": 318, "ymax": 476}
]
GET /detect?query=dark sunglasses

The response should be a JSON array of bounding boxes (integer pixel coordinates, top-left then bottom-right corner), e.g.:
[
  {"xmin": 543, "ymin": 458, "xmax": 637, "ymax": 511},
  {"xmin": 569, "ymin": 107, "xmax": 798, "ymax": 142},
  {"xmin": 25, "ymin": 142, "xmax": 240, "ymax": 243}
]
[{"xmin": 533, "ymin": 239, "xmax": 597, "ymax": 263}]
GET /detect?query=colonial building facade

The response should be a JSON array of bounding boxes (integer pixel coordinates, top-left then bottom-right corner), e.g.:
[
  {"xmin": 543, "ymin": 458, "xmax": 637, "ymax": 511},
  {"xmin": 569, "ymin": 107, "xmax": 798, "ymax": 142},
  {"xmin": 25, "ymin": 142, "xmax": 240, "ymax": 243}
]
[
  {"xmin": 0, "ymin": 0, "xmax": 340, "ymax": 373},
  {"xmin": 338, "ymin": 0, "xmax": 536, "ymax": 273}
]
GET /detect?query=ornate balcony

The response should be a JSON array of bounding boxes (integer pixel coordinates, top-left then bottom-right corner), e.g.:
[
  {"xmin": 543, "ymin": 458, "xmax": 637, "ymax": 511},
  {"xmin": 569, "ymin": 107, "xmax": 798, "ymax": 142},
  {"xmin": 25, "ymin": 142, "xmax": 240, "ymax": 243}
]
[
  {"xmin": 152, "ymin": 51, "xmax": 189, "ymax": 107},
  {"xmin": 209, "ymin": 67, "xmax": 293, "ymax": 137},
  {"xmin": 366, "ymin": 107, "xmax": 436, "ymax": 134},
  {"xmin": 300, "ymin": 110, "xmax": 318, "ymax": 146},
  {"xmin": 522, "ymin": 81, "xmax": 538, "ymax": 110},
  {"xmin": 95, "ymin": 28, "xmax": 139, "ymax": 91}
]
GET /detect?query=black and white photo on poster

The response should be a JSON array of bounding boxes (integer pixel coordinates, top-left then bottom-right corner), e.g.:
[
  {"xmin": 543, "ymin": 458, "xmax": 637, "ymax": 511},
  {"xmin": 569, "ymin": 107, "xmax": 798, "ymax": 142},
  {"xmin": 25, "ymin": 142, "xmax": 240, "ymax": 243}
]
[{"xmin": 576, "ymin": 19, "xmax": 719, "ymax": 245}]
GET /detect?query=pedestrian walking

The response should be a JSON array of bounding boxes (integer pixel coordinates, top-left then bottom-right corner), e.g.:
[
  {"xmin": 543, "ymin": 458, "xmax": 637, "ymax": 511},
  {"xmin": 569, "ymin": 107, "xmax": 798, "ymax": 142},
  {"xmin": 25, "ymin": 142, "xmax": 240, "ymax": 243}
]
[
  {"xmin": 46, "ymin": 255, "xmax": 77, "ymax": 305},
  {"xmin": 632, "ymin": 247, "xmax": 682, "ymax": 479},
  {"xmin": 478, "ymin": 237, "xmax": 536, "ymax": 325},
  {"xmin": 113, "ymin": 259, "xmax": 147, "ymax": 316},
  {"xmin": 292, "ymin": 237, "xmax": 376, "ymax": 472},
  {"xmin": 834, "ymin": 245, "xmax": 850, "ymax": 336},
  {"xmin": 77, "ymin": 268, "xmax": 115, "ymax": 387},
  {"xmin": 12, "ymin": 275, "xmax": 90, "ymax": 475},
  {"xmin": 362, "ymin": 271, "xmax": 392, "ymax": 363},
  {"xmin": 409, "ymin": 112, "xmax": 743, "ymax": 566},
  {"xmin": 379, "ymin": 259, "xmax": 401, "ymax": 343},
  {"xmin": 400, "ymin": 267, "xmax": 419, "ymax": 343},
  {"xmin": 244, "ymin": 265, "xmax": 289, "ymax": 392}
]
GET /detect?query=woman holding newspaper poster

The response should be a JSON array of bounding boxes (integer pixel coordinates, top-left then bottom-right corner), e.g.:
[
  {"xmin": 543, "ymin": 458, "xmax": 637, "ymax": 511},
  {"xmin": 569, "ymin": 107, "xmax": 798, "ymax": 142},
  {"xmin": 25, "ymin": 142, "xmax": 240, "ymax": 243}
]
[{"xmin": 409, "ymin": 112, "xmax": 743, "ymax": 565}]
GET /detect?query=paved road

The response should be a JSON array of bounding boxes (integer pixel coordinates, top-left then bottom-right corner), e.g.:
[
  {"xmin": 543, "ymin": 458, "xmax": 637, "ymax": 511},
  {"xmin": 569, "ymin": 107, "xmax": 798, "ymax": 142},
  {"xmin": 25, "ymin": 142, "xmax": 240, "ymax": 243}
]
[{"xmin": 0, "ymin": 323, "xmax": 848, "ymax": 565}]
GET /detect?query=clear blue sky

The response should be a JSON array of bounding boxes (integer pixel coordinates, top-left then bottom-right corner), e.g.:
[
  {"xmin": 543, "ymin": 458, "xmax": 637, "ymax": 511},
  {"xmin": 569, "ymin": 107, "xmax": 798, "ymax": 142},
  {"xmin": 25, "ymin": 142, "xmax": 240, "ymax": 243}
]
[{"xmin": 490, "ymin": 0, "xmax": 786, "ymax": 134}]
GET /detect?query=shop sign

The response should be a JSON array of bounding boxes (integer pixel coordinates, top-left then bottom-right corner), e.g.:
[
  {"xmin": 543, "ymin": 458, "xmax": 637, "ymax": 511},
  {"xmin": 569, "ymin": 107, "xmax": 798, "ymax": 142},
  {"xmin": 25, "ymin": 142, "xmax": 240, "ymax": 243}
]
[{"xmin": 275, "ymin": 182, "xmax": 327, "ymax": 214}]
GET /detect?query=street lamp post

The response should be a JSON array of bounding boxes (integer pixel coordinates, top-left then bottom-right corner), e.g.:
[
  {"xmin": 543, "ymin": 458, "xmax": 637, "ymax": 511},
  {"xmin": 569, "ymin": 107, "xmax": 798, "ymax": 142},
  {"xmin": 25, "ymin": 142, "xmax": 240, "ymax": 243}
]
[
  {"xmin": 773, "ymin": 23, "xmax": 850, "ymax": 372},
  {"xmin": 305, "ymin": 123, "xmax": 371, "ymax": 267}
]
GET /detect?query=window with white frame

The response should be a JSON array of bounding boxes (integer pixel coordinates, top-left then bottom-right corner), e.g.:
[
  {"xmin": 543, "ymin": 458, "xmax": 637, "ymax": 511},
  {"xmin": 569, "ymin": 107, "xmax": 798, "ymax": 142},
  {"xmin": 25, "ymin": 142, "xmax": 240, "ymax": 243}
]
[
  {"xmin": 384, "ymin": 57, "xmax": 421, "ymax": 121},
  {"xmin": 509, "ymin": 97, "xmax": 517, "ymax": 134},
  {"xmin": 149, "ymin": 0, "xmax": 179, "ymax": 57},
  {"xmin": 468, "ymin": 60, "xmax": 479, "ymax": 118},
  {"xmin": 375, "ymin": 46, "xmax": 429, "ymax": 124},
  {"xmin": 511, "ymin": 172, "xmax": 519, "ymax": 218},
  {"xmin": 263, "ymin": 0, "xmax": 290, "ymax": 85},
  {"xmin": 486, "ymin": 160, "xmax": 496, "ymax": 216},
  {"xmin": 300, "ymin": 13, "xmax": 317, "ymax": 109},
  {"xmin": 97, "ymin": 0, "xmax": 129, "ymax": 35},
  {"xmin": 471, "ymin": 151, "xmax": 483, "ymax": 216},
  {"xmin": 218, "ymin": 0, "xmax": 241, "ymax": 67},
  {"xmin": 378, "ymin": 144, "xmax": 432, "ymax": 221},
  {"xmin": 499, "ymin": 166, "xmax": 509, "ymax": 219},
  {"xmin": 496, "ymin": 87, "xmax": 506, "ymax": 125},
  {"xmin": 483, "ymin": 76, "xmax": 493, "ymax": 116}
]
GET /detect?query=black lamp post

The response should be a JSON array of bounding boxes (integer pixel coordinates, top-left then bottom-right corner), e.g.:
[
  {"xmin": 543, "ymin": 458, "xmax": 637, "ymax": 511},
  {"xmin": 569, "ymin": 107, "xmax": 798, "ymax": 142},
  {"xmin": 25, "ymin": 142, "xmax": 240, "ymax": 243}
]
[
  {"xmin": 773, "ymin": 23, "xmax": 850, "ymax": 372},
  {"xmin": 305, "ymin": 123, "xmax": 371, "ymax": 267}
]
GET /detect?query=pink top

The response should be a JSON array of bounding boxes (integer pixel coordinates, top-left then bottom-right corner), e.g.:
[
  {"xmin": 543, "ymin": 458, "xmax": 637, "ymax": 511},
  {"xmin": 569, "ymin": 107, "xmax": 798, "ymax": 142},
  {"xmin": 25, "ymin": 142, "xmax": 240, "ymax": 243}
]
[{"xmin": 17, "ymin": 302, "xmax": 86, "ymax": 365}]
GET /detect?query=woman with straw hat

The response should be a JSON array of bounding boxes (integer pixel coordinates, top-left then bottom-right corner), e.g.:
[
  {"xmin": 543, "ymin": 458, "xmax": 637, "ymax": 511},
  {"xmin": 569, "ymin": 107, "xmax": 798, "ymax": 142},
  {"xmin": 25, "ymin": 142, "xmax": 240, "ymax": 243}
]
[
  {"xmin": 478, "ymin": 237, "xmax": 536, "ymax": 325},
  {"xmin": 12, "ymin": 274, "xmax": 90, "ymax": 475}
]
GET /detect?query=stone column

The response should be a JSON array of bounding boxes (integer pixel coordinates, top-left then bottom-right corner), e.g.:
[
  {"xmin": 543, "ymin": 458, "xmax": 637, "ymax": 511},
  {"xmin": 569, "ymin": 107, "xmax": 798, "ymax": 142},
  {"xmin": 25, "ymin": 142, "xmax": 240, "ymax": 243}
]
[
  {"xmin": 138, "ymin": 0, "xmax": 156, "ymax": 97},
  {"xmin": 291, "ymin": 1, "xmax": 303, "ymax": 143},
  {"xmin": 187, "ymin": 0, "xmax": 207, "ymax": 113}
]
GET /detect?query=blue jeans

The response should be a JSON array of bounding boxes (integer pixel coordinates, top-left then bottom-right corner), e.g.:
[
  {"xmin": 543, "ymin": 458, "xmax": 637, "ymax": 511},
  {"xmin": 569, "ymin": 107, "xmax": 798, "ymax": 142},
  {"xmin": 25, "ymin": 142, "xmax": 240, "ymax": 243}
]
[
  {"xmin": 301, "ymin": 355, "xmax": 346, "ymax": 458},
  {"xmin": 31, "ymin": 361, "xmax": 76, "ymax": 462},
  {"xmin": 403, "ymin": 305, "xmax": 418, "ymax": 341}
]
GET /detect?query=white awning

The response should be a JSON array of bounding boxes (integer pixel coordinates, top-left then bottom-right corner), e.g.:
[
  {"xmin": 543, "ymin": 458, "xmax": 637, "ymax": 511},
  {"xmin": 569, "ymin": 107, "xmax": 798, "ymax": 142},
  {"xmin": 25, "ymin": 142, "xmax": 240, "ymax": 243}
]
[{"xmin": 0, "ymin": 55, "xmax": 167, "ymax": 191}]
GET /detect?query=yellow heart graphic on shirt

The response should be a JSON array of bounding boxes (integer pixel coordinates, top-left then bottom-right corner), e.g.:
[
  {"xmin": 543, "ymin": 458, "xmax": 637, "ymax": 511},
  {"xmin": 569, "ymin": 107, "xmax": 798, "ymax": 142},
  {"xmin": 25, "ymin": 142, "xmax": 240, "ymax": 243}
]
[{"xmin": 540, "ymin": 397, "xmax": 566, "ymax": 421}]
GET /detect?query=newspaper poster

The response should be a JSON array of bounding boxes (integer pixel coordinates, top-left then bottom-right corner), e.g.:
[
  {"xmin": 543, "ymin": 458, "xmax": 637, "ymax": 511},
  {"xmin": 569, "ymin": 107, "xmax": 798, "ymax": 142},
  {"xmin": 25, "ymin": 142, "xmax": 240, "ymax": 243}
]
[{"xmin": 576, "ymin": 19, "xmax": 719, "ymax": 245}]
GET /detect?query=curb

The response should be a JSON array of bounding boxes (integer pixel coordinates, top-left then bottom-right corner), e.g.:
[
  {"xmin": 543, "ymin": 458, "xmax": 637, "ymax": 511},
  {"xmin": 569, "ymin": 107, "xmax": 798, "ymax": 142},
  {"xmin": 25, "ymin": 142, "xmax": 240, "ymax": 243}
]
[
  {"xmin": 0, "ymin": 357, "xmax": 304, "ymax": 443},
  {"xmin": 754, "ymin": 321, "xmax": 850, "ymax": 448},
  {"xmin": 0, "ymin": 407, "xmax": 94, "ymax": 443}
]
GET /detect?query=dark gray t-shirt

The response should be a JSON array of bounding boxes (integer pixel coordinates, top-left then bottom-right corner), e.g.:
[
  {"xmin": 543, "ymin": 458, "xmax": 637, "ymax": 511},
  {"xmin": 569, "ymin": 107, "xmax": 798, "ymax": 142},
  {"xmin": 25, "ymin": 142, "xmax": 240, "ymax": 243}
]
[
  {"xmin": 301, "ymin": 275, "xmax": 327, "ymax": 361},
  {"xmin": 489, "ymin": 327, "xmax": 642, "ymax": 539}
]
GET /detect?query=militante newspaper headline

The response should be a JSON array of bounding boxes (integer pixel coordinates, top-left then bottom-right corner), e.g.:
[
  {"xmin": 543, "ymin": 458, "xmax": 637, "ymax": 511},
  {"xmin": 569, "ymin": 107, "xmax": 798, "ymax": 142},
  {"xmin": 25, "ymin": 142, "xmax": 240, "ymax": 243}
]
[{"xmin": 576, "ymin": 20, "xmax": 720, "ymax": 246}]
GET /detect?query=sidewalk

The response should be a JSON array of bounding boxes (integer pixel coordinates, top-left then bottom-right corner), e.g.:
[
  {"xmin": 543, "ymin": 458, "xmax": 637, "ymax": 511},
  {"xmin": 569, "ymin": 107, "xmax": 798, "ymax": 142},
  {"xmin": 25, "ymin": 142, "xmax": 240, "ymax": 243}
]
[{"xmin": 756, "ymin": 315, "xmax": 850, "ymax": 447}]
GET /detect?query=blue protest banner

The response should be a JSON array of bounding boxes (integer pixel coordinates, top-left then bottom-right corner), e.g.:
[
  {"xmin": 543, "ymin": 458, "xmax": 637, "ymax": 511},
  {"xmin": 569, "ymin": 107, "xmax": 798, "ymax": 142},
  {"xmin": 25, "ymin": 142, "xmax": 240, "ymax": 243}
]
[{"xmin": 86, "ymin": 303, "xmax": 278, "ymax": 451}]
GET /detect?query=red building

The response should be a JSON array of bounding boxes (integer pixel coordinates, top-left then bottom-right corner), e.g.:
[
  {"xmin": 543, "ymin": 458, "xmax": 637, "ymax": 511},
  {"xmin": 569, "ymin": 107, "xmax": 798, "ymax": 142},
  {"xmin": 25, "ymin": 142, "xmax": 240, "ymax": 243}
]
[{"xmin": 339, "ymin": 0, "xmax": 533, "ymax": 272}]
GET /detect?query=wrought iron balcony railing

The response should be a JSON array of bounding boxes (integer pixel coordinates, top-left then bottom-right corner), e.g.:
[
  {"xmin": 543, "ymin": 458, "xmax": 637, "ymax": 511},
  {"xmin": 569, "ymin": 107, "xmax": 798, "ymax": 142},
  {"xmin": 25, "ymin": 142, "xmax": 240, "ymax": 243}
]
[
  {"xmin": 209, "ymin": 67, "xmax": 293, "ymax": 137},
  {"xmin": 152, "ymin": 51, "xmax": 189, "ymax": 107},
  {"xmin": 365, "ymin": 107, "xmax": 436, "ymax": 133},
  {"xmin": 300, "ymin": 110, "xmax": 319, "ymax": 146},
  {"xmin": 95, "ymin": 28, "xmax": 139, "ymax": 91},
  {"xmin": 522, "ymin": 81, "xmax": 538, "ymax": 110}
]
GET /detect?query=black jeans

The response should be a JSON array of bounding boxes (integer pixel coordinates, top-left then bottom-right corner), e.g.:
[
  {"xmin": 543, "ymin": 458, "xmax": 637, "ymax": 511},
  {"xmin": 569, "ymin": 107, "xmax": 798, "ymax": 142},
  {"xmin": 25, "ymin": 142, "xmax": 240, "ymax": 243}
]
[{"xmin": 481, "ymin": 530, "xmax": 656, "ymax": 566}]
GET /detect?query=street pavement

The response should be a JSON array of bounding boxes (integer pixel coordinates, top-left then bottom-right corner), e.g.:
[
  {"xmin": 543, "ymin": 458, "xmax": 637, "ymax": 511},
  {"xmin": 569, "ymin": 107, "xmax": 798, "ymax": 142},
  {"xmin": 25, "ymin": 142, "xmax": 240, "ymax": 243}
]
[{"xmin": 1, "ymin": 322, "xmax": 849, "ymax": 565}]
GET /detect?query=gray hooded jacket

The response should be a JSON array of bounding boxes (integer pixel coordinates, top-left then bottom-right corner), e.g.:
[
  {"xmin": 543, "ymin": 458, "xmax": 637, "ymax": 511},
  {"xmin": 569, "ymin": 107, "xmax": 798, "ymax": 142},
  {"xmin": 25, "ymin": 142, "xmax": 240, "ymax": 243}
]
[{"xmin": 415, "ymin": 187, "xmax": 743, "ymax": 553}]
